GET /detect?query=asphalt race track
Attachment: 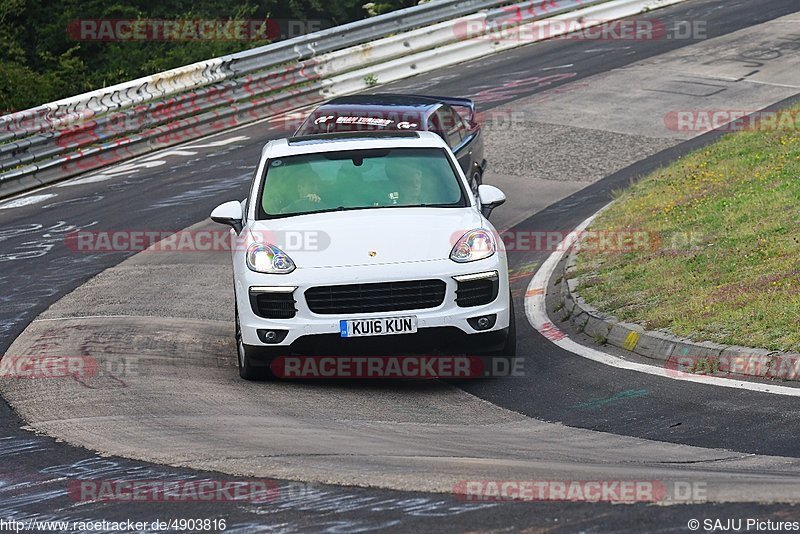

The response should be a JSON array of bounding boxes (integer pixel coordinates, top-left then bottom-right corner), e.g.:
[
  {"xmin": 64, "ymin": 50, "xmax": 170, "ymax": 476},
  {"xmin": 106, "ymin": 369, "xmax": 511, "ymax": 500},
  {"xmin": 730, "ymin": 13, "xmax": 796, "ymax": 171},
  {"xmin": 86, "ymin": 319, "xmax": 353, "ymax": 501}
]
[{"xmin": 2, "ymin": 0, "xmax": 800, "ymax": 531}]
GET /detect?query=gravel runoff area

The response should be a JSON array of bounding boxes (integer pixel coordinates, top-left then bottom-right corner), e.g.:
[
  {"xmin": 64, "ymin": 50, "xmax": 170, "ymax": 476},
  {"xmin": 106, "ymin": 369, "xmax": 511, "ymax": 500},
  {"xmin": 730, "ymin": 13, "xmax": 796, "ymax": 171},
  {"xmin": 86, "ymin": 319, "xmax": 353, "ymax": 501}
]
[{"xmin": 483, "ymin": 119, "xmax": 678, "ymax": 183}]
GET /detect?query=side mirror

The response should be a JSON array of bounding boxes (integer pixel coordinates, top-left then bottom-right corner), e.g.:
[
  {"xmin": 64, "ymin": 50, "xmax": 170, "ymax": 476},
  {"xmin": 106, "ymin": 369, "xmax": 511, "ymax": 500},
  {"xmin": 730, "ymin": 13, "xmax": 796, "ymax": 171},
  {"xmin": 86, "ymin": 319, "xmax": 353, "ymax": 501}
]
[
  {"xmin": 211, "ymin": 200, "xmax": 243, "ymax": 233},
  {"xmin": 477, "ymin": 184, "xmax": 506, "ymax": 218}
]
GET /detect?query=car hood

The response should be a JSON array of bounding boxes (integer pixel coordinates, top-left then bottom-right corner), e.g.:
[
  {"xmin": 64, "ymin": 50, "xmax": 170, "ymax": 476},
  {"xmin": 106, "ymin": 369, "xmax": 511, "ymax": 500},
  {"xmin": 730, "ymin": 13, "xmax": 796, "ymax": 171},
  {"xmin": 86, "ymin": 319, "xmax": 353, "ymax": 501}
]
[{"xmin": 249, "ymin": 207, "xmax": 485, "ymax": 268}]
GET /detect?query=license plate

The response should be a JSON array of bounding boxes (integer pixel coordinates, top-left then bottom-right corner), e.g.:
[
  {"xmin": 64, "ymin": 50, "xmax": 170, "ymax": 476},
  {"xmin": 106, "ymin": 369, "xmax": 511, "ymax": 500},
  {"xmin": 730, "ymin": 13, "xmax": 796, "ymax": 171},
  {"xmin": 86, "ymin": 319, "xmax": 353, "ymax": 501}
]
[{"xmin": 339, "ymin": 316, "xmax": 418, "ymax": 338}]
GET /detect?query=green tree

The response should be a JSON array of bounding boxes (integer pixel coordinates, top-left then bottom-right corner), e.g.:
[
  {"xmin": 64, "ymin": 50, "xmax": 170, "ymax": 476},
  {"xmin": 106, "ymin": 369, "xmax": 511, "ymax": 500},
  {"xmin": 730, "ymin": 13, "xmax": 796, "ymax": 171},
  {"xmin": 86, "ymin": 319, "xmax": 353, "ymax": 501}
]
[{"xmin": 0, "ymin": 0, "xmax": 416, "ymax": 111}]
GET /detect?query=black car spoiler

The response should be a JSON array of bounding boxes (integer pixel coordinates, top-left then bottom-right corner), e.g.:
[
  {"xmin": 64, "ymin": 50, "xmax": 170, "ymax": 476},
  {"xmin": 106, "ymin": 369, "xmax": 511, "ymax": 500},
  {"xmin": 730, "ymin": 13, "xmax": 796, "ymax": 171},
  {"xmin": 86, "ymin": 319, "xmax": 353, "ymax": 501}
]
[{"xmin": 407, "ymin": 94, "xmax": 476, "ymax": 123}]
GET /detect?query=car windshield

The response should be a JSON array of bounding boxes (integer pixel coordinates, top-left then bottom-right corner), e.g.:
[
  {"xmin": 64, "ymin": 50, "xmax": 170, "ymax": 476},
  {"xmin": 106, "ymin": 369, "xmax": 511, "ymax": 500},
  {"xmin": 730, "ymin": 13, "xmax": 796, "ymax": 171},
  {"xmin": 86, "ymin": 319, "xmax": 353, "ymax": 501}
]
[{"xmin": 258, "ymin": 147, "xmax": 466, "ymax": 217}]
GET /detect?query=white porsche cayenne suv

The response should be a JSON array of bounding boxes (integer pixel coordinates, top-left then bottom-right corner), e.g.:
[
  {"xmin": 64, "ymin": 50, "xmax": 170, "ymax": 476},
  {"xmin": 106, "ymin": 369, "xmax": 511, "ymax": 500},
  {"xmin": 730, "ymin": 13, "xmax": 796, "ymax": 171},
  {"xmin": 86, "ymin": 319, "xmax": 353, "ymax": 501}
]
[{"xmin": 211, "ymin": 130, "xmax": 514, "ymax": 380}]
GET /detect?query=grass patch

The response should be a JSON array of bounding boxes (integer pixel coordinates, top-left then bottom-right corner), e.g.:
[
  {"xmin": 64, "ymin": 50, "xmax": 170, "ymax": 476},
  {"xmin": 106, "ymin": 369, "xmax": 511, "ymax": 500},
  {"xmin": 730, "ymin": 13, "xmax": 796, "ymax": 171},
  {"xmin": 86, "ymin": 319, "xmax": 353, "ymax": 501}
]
[{"xmin": 573, "ymin": 103, "xmax": 800, "ymax": 351}]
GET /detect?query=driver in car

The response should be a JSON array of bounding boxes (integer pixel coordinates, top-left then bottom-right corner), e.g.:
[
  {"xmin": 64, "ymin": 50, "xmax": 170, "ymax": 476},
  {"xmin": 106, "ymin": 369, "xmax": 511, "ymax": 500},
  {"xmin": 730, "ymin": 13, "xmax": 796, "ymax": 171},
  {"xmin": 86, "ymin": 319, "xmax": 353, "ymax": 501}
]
[{"xmin": 279, "ymin": 164, "xmax": 326, "ymax": 213}]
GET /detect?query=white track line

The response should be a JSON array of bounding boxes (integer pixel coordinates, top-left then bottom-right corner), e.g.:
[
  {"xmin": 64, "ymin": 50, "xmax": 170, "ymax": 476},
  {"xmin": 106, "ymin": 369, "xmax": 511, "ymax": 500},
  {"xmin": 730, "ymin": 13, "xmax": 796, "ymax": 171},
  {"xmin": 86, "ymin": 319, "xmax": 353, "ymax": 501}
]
[
  {"xmin": 0, "ymin": 193, "xmax": 57, "ymax": 210},
  {"xmin": 523, "ymin": 211, "xmax": 800, "ymax": 397}
]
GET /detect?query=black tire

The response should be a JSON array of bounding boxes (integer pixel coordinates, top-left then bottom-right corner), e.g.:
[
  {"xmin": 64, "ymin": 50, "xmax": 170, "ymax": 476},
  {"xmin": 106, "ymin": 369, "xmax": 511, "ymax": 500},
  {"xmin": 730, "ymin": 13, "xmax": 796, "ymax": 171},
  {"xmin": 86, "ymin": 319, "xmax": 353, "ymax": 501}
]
[{"xmin": 235, "ymin": 305, "xmax": 277, "ymax": 381}]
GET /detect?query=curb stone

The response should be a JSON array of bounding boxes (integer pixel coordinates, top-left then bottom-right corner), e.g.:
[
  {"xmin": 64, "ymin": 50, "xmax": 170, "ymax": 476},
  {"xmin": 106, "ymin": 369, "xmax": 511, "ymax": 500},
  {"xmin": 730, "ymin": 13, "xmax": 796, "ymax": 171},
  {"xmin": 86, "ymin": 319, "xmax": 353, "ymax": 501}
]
[{"xmin": 555, "ymin": 245, "xmax": 800, "ymax": 383}]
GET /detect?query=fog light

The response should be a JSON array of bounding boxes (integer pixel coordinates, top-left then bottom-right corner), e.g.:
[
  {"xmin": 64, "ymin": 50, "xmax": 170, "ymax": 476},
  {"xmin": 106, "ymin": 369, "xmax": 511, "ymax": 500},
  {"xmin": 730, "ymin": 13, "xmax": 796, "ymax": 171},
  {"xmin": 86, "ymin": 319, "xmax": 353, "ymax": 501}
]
[
  {"xmin": 467, "ymin": 314, "xmax": 497, "ymax": 331},
  {"xmin": 256, "ymin": 329, "xmax": 289, "ymax": 344}
]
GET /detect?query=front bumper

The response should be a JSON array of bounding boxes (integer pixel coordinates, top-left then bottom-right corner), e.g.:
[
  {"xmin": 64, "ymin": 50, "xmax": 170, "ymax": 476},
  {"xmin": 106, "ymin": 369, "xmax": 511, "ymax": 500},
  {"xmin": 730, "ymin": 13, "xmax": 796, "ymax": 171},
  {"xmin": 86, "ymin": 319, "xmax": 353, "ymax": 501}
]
[{"xmin": 235, "ymin": 257, "xmax": 510, "ymax": 348}]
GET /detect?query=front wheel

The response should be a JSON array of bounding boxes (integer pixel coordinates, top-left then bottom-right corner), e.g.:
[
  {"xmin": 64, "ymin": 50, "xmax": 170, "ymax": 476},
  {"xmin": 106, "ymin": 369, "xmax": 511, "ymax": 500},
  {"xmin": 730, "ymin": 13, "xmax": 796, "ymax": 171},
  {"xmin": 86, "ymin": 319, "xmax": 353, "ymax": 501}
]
[{"xmin": 235, "ymin": 307, "xmax": 277, "ymax": 381}]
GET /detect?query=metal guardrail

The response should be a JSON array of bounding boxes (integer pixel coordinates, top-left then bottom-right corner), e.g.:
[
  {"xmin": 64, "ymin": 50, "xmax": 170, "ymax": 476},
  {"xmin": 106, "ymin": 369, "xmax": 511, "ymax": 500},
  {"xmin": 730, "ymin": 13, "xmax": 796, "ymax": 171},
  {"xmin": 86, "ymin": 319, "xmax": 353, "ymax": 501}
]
[
  {"xmin": 0, "ymin": 0, "xmax": 683, "ymax": 198},
  {"xmin": 0, "ymin": 0, "xmax": 516, "ymax": 196},
  {"xmin": 228, "ymin": 0, "xmax": 512, "ymax": 74},
  {"xmin": 0, "ymin": 0, "xmax": 507, "ymax": 141}
]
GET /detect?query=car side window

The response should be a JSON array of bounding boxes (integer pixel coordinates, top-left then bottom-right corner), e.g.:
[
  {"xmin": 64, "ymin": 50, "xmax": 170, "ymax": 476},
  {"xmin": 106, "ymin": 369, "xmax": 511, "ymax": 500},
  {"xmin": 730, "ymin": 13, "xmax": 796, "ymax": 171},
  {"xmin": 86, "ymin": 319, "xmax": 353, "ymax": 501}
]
[
  {"xmin": 426, "ymin": 113, "xmax": 440, "ymax": 137},
  {"xmin": 435, "ymin": 106, "xmax": 466, "ymax": 149}
]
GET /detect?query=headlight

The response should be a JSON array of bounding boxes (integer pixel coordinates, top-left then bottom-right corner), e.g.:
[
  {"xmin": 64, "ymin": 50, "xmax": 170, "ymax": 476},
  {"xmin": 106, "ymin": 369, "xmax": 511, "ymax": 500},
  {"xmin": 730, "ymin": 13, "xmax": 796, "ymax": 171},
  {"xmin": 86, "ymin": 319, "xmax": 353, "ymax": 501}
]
[
  {"xmin": 246, "ymin": 243, "xmax": 296, "ymax": 274},
  {"xmin": 450, "ymin": 229, "xmax": 495, "ymax": 263}
]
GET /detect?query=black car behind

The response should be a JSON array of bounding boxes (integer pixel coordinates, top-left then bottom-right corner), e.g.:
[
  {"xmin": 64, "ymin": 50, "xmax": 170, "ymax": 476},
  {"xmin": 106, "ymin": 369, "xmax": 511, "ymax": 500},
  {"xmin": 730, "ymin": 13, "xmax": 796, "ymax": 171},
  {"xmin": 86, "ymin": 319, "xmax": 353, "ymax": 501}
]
[{"xmin": 294, "ymin": 94, "xmax": 487, "ymax": 193}]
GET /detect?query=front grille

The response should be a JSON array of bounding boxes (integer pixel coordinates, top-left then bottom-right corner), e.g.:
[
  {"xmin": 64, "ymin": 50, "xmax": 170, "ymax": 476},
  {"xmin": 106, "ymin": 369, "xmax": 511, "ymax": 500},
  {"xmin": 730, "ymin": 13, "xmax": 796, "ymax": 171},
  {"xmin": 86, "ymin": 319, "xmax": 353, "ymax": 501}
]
[
  {"xmin": 250, "ymin": 291, "xmax": 297, "ymax": 319},
  {"xmin": 305, "ymin": 279, "xmax": 446, "ymax": 314},
  {"xmin": 455, "ymin": 277, "xmax": 498, "ymax": 307}
]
